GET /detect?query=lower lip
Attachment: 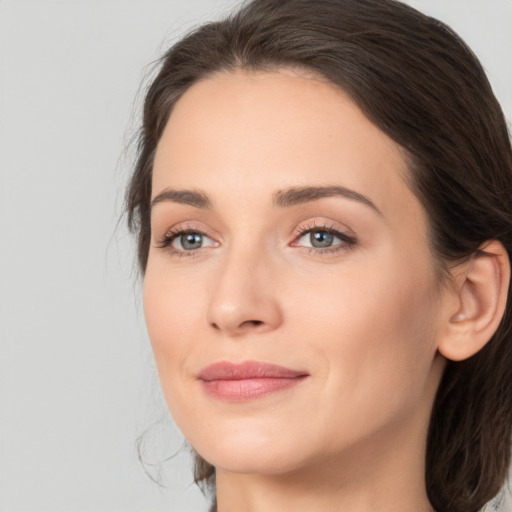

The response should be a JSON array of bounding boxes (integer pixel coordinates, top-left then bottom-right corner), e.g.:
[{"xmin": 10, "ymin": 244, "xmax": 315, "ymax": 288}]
[{"xmin": 201, "ymin": 376, "xmax": 307, "ymax": 401}]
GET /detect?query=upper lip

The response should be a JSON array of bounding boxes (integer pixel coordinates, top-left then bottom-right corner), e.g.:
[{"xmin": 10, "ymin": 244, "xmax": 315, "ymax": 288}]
[{"xmin": 198, "ymin": 360, "xmax": 308, "ymax": 381}]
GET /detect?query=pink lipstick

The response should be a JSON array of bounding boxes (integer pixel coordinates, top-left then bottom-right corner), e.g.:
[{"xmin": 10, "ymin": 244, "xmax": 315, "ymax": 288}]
[{"xmin": 198, "ymin": 361, "xmax": 308, "ymax": 401}]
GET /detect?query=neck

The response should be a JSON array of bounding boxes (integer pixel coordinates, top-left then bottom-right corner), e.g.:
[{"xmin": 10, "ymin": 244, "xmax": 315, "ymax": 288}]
[
  {"xmin": 216, "ymin": 462, "xmax": 432, "ymax": 512},
  {"xmin": 216, "ymin": 453, "xmax": 433, "ymax": 512}
]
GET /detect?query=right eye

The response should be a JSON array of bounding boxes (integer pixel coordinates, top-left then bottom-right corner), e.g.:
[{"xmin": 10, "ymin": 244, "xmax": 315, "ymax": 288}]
[
  {"xmin": 171, "ymin": 231, "xmax": 214, "ymax": 251},
  {"xmin": 156, "ymin": 228, "xmax": 218, "ymax": 256}
]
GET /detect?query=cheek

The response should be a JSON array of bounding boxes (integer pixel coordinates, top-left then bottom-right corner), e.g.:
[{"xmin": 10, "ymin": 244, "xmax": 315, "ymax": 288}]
[
  {"xmin": 142, "ymin": 267, "xmax": 201, "ymax": 389},
  {"xmin": 290, "ymin": 256, "xmax": 440, "ymax": 437},
  {"xmin": 143, "ymin": 272, "xmax": 209, "ymax": 439}
]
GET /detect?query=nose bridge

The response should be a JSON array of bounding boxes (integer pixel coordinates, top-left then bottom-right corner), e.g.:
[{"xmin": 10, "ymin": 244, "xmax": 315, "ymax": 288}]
[{"xmin": 206, "ymin": 236, "xmax": 283, "ymax": 335}]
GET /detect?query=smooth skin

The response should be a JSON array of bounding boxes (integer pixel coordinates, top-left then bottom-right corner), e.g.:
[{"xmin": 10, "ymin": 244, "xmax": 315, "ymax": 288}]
[{"xmin": 144, "ymin": 69, "xmax": 509, "ymax": 512}]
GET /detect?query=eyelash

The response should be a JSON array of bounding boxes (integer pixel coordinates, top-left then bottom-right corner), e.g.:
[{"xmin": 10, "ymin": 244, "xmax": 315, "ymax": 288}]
[{"xmin": 154, "ymin": 223, "xmax": 357, "ymax": 258}]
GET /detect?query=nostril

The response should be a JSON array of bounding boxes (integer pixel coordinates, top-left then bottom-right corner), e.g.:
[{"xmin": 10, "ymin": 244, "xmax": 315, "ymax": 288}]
[
  {"xmin": 209, "ymin": 319, "xmax": 264, "ymax": 331},
  {"xmin": 242, "ymin": 320, "xmax": 264, "ymax": 328}
]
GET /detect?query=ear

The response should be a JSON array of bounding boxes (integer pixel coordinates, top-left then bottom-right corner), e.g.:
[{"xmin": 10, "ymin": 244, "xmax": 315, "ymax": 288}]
[{"xmin": 438, "ymin": 240, "xmax": 510, "ymax": 361}]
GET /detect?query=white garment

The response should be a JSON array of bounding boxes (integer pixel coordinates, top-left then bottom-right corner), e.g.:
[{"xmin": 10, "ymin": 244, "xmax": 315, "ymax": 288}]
[{"xmin": 482, "ymin": 480, "xmax": 512, "ymax": 512}]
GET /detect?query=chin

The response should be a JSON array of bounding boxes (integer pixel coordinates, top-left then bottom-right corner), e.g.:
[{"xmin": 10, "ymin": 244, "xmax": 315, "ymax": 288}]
[{"xmin": 188, "ymin": 426, "xmax": 312, "ymax": 476}]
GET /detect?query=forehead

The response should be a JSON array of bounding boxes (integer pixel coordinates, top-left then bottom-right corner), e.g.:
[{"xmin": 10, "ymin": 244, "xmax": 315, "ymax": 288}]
[{"xmin": 152, "ymin": 68, "xmax": 422, "ymax": 225}]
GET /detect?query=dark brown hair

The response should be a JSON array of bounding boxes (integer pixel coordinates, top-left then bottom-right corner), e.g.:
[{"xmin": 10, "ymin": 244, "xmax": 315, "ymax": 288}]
[{"xmin": 126, "ymin": 1, "xmax": 512, "ymax": 511}]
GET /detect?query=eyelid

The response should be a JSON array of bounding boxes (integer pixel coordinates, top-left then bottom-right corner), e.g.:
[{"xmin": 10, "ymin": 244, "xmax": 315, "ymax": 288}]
[{"xmin": 292, "ymin": 219, "xmax": 354, "ymax": 238}]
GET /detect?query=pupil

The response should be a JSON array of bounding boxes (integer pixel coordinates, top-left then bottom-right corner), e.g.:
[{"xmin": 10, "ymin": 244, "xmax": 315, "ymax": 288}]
[
  {"xmin": 181, "ymin": 233, "xmax": 202, "ymax": 250},
  {"xmin": 311, "ymin": 231, "xmax": 334, "ymax": 248}
]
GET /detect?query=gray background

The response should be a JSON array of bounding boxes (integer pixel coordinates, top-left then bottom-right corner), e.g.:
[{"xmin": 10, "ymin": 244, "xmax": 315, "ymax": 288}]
[{"xmin": 1, "ymin": 1, "xmax": 511, "ymax": 511}]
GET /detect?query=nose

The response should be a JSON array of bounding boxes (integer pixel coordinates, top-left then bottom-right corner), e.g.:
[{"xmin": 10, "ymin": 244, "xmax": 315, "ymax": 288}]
[{"xmin": 206, "ymin": 246, "xmax": 283, "ymax": 336}]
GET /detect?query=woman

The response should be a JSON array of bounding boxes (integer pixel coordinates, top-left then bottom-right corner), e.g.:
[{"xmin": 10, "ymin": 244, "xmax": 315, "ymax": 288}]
[{"xmin": 126, "ymin": 0, "xmax": 512, "ymax": 511}]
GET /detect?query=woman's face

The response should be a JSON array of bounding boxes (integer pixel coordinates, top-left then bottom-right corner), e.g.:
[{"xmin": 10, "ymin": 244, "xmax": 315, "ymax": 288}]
[{"xmin": 144, "ymin": 69, "xmax": 448, "ymax": 476}]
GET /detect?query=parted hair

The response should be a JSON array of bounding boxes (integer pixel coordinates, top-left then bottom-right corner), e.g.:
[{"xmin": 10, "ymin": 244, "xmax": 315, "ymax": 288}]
[{"xmin": 126, "ymin": 1, "xmax": 512, "ymax": 511}]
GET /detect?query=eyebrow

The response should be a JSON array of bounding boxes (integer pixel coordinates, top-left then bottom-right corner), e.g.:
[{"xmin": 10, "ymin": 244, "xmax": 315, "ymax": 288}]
[
  {"xmin": 150, "ymin": 185, "xmax": 381, "ymax": 215},
  {"xmin": 274, "ymin": 186, "xmax": 382, "ymax": 215},
  {"xmin": 151, "ymin": 188, "xmax": 212, "ymax": 209}
]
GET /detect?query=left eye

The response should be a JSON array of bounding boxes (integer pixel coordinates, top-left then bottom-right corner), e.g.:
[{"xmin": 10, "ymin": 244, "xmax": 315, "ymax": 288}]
[
  {"xmin": 300, "ymin": 230, "xmax": 338, "ymax": 248},
  {"xmin": 304, "ymin": 230, "xmax": 337, "ymax": 248},
  {"xmin": 294, "ymin": 228, "xmax": 353, "ymax": 250}
]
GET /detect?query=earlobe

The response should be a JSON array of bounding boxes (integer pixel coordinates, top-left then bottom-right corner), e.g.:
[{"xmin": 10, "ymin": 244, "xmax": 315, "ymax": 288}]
[{"xmin": 438, "ymin": 240, "xmax": 510, "ymax": 361}]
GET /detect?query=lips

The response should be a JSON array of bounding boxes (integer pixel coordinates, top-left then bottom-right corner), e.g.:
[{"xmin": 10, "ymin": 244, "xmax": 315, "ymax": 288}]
[{"xmin": 197, "ymin": 360, "xmax": 309, "ymax": 401}]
